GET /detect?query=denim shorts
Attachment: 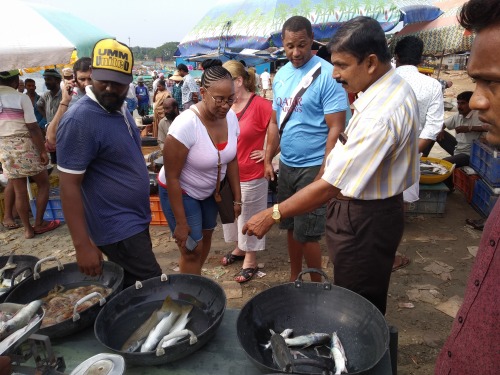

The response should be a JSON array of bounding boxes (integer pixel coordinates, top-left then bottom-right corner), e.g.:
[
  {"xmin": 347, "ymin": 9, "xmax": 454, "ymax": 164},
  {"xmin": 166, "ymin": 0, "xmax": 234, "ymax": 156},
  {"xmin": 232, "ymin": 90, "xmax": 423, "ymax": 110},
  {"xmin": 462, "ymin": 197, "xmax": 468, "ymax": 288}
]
[
  {"xmin": 159, "ymin": 186, "xmax": 218, "ymax": 241},
  {"xmin": 277, "ymin": 161, "xmax": 326, "ymax": 242}
]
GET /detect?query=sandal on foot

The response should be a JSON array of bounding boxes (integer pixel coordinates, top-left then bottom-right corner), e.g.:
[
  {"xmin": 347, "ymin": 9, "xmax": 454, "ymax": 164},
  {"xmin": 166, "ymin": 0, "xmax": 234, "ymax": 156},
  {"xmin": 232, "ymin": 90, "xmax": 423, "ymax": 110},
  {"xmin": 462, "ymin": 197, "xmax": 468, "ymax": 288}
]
[
  {"xmin": 2, "ymin": 222, "xmax": 20, "ymax": 230},
  {"xmin": 221, "ymin": 252, "xmax": 245, "ymax": 266},
  {"xmin": 33, "ymin": 220, "xmax": 60, "ymax": 235},
  {"xmin": 392, "ymin": 255, "xmax": 410, "ymax": 272},
  {"xmin": 234, "ymin": 267, "xmax": 258, "ymax": 283},
  {"xmin": 466, "ymin": 218, "xmax": 485, "ymax": 231}
]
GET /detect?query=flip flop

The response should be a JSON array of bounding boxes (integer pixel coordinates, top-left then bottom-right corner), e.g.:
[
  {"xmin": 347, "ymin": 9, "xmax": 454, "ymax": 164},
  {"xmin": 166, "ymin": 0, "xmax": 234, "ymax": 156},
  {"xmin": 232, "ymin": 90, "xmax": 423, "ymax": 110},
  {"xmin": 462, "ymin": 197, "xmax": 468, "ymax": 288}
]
[
  {"xmin": 465, "ymin": 218, "xmax": 485, "ymax": 231},
  {"xmin": 221, "ymin": 252, "xmax": 245, "ymax": 266},
  {"xmin": 2, "ymin": 222, "xmax": 20, "ymax": 230},
  {"xmin": 33, "ymin": 220, "xmax": 61, "ymax": 235},
  {"xmin": 392, "ymin": 255, "xmax": 411, "ymax": 272},
  {"xmin": 234, "ymin": 266, "xmax": 259, "ymax": 283}
]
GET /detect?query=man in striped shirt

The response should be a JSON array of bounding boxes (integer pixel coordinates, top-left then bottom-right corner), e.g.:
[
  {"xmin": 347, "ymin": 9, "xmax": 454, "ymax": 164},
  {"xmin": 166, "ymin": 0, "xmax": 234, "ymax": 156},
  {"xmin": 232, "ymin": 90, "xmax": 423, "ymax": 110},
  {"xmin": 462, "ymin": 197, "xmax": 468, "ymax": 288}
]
[{"xmin": 244, "ymin": 16, "xmax": 419, "ymax": 314}]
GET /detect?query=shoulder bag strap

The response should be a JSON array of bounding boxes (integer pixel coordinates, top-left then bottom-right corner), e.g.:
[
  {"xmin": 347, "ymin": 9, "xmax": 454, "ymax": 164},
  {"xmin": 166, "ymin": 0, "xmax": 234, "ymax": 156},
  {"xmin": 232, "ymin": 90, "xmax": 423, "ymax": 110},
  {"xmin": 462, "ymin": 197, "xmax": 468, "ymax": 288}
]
[
  {"xmin": 236, "ymin": 94, "xmax": 256, "ymax": 121},
  {"xmin": 278, "ymin": 62, "xmax": 322, "ymax": 137},
  {"xmin": 190, "ymin": 108, "xmax": 223, "ymax": 202}
]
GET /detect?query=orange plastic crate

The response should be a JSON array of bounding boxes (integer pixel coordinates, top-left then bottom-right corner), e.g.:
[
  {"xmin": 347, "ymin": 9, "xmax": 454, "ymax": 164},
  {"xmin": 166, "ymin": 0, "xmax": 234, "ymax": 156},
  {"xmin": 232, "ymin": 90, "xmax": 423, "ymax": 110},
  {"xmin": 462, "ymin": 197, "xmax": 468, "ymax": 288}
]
[
  {"xmin": 150, "ymin": 195, "xmax": 168, "ymax": 226},
  {"xmin": 453, "ymin": 168, "xmax": 480, "ymax": 203}
]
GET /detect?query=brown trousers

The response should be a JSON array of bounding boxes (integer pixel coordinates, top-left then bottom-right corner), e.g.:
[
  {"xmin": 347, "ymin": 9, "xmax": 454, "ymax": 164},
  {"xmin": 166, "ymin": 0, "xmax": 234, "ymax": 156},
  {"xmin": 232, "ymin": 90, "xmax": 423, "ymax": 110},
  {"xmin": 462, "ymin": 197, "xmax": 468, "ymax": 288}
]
[{"xmin": 326, "ymin": 194, "xmax": 404, "ymax": 315}]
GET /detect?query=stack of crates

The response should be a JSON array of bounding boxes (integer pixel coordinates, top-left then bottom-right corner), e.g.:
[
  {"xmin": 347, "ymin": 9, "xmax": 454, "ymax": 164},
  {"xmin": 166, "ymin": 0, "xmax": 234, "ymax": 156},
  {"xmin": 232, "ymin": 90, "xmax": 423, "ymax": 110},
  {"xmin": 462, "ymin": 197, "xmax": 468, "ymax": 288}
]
[
  {"xmin": 470, "ymin": 140, "xmax": 500, "ymax": 217},
  {"xmin": 150, "ymin": 195, "xmax": 168, "ymax": 226},
  {"xmin": 405, "ymin": 183, "xmax": 449, "ymax": 216},
  {"xmin": 29, "ymin": 187, "xmax": 65, "ymax": 222},
  {"xmin": 453, "ymin": 167, "xmax": 480, "ymax": 203}
]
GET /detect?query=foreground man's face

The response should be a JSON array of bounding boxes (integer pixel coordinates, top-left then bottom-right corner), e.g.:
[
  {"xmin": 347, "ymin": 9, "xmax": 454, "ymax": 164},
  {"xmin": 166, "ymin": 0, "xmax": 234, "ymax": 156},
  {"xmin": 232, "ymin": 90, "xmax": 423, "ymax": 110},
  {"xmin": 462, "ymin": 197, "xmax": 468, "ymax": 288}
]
[{"xmin": 467, "ymin": 24, "xmax": 500, "ymax": 145}]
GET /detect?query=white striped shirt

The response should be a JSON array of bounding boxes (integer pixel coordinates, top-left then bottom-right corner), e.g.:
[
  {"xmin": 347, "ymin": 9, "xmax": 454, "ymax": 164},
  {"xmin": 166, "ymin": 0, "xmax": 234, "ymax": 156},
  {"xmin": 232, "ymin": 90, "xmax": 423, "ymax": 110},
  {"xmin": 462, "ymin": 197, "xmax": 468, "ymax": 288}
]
[{"xmin": 322, "ymin": 69, "xmax": 419, "ymax": 200}]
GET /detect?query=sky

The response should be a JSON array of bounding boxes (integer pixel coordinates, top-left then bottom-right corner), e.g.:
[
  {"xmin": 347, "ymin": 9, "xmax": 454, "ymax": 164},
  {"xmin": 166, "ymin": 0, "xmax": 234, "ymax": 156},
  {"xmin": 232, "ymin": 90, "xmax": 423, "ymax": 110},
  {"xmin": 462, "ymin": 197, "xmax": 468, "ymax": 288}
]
[{"xmin": 25, "ymin": 0, "xmax": 217, "ymax": 48}]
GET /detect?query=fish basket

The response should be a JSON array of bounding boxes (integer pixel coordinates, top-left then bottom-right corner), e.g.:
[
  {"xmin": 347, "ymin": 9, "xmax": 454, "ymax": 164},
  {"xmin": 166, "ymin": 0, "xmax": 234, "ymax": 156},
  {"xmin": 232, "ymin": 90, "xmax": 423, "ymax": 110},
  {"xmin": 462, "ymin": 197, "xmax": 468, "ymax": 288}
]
[{"xmin": 419, "ymin": 157, "xmax": 455, "ymax": 185}]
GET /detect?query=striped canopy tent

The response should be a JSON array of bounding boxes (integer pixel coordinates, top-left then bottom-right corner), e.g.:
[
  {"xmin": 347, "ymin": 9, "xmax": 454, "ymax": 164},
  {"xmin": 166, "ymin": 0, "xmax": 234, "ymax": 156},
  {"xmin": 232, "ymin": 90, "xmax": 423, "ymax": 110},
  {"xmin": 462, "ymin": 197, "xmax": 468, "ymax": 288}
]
[
  {"xmin": 391, "ymin": 0, "xmax": 473, "ymax": 56},
  {"xmin": 0, "ymin": 0, "xmax": 112, "ymax": 71},
  {"xmin": 177, "ymin": 0, "xmax": 444, "ymax": 57}
]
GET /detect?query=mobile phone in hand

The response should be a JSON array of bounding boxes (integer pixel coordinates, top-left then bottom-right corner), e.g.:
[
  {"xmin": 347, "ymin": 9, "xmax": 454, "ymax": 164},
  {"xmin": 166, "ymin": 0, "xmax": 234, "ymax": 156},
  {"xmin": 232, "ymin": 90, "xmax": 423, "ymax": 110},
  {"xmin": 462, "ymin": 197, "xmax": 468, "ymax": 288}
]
[{"xmin": 185, "ymin": 236, "xmax": 198, "ymax": 251}]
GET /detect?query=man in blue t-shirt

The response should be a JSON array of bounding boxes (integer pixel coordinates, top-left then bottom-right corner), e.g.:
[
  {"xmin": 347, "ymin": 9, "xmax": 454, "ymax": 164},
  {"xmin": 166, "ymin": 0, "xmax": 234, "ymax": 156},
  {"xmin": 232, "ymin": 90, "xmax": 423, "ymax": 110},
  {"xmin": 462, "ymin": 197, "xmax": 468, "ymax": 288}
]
[
  {"xmin": 135, "ymin": 76, "xmax": 150, "ymax": 116},
  {"xmin": 264, "ymin": 16, "xmax": 348, "ymax": 283},
  {"xmin": 57, "ymin": 39, "xmax": 162, "ymax": 287}
]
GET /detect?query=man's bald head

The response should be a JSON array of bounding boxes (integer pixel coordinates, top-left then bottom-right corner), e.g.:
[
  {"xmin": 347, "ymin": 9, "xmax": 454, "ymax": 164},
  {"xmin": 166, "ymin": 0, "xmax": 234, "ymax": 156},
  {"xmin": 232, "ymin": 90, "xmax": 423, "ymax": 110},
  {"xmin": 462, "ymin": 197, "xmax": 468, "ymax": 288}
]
[{"xmin": 163, "ymin": 97, "xmax": 179, "ymax": 120}]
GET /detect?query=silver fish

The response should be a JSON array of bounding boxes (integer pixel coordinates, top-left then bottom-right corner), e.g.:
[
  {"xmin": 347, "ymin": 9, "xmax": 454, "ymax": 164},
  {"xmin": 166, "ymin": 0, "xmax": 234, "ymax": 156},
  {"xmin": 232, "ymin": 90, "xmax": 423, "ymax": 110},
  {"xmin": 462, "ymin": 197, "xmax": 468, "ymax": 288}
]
[
  {"xmin": 0, "ymin": 251, "xmax": 16, "ymax": 281},
  {"xmin": 156, "ymin": 329, "xmax": 198, "ymax": 356},
  {"xmin": 0, "ymin": 300, "xmax": 42, "ymax": 340},
  {"xmin": 121, "ymin": 296, "xmax": 175, "ymax": 352},
  {"xmin": 141, "ymin": 303, "xmax": 191, "ymax": 352},
  {"xmin": 163, "ymin": 304, "xmax": 193, "ymax": 348},
  {"xmin": 124, "ymin": 338, "xmax": 146, "ymax": 353},
  {"xmin": 284, "ymin": 332, "xmax": 331, "ymax": 348},
  {"xmin": 331, "ymin": 332, "xmax": 348, "ymax": 374},
  {"xmin": 263, "ymin": 328, "xmax": 294, "ymax": 349}
]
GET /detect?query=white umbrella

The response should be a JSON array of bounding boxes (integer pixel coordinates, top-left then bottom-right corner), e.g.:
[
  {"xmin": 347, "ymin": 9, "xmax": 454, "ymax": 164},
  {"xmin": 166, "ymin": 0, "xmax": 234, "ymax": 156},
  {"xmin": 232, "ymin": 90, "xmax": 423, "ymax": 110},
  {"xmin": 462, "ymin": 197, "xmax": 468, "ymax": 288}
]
[{"xmin": 0, "ymin": 1, "xmax": 112, "ymax": 71}]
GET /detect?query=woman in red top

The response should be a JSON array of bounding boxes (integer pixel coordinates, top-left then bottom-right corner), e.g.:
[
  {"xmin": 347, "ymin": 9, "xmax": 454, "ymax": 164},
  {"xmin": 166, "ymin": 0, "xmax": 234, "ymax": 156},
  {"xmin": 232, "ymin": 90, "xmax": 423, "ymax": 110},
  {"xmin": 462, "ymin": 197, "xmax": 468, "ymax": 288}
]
[{"xmin": 220, "ymin": 61, "xmax": 272, "ymax": 283}]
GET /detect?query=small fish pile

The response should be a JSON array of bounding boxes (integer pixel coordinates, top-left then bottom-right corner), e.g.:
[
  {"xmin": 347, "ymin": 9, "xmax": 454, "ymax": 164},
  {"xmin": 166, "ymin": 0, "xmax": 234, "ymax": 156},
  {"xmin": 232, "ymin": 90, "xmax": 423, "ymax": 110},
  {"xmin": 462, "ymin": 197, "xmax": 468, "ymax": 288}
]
[
  {"xmin": 0, "ymin": 253, "xmax": 28, "ymax": 298},
  {"xmin": 265, "ymin": 329, "xmax": 348, "ymax": 374},
  {"xmin": 0, "ymin": 300, "xmax": 42, "ymax": 341},
  {"xmin": 121, "ymin": 296, "xmax": 196, "ymax": 354},
  {"xmin": 41, "ymin": 284, "xmax": 112, "ymax": 328},
  {"xmin": 420, "ymin": 160, "xmax": 450, "ymax": 175}
]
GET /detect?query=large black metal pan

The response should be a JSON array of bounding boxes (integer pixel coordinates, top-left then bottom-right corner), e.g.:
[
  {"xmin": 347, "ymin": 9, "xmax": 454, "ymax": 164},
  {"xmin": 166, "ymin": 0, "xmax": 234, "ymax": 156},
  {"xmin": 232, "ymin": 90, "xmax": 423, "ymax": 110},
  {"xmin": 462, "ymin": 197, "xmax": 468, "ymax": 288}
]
[
  {"xmin": 94, "ymin": 273, "xmax": 226, "ymax": 366},
  {"xmin": 0, "ymin": 255, "xmax": 39, "ymax": 303},
  {"xmin": 237, "ymin": 269, "xmax": 389, "ymax": 375},
  {"xmin": 4, "ymin": 257, "xmax": 124, "ymax": 339}
]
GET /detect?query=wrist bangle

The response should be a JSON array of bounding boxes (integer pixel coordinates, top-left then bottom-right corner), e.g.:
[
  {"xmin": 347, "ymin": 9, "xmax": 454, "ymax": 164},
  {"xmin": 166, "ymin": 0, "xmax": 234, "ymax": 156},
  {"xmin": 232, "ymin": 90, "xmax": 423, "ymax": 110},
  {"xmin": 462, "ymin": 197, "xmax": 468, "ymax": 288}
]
[
  {"xmin": 233, "ymin": 201, "xmax": 243, "ymax": 206},
  {"xmin": 60, "ymin": 103, "xmax": 68, "ymax": 107}
]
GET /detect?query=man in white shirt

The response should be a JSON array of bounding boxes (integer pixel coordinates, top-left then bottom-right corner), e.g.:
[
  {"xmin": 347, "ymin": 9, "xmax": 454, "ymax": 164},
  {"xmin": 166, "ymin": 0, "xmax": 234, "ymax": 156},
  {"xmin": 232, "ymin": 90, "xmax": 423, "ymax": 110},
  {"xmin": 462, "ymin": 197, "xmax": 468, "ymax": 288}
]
[
  {"xmin": 395, "ymin": 36, "xmax": 444, "ymax": 156},
  {"xmin": 435, "ymin": 91, "xmax": 487, "ymax": 189},
  {"xmin": 259, "ymin": 68, "xmax": 271, "ymax": 99},
  {"xmin": 394, "ymin": 36, "xmax": 445, "ymax": 271}
]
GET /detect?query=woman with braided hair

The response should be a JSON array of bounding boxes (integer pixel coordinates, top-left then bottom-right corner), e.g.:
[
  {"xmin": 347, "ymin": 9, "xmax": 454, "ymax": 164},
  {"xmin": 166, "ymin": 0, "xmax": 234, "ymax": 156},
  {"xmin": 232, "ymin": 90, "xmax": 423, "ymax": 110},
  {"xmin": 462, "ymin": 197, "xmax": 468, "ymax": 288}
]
[{"xmin": 158, "ymin": 59, "xmax": 242, "ymax": 274}]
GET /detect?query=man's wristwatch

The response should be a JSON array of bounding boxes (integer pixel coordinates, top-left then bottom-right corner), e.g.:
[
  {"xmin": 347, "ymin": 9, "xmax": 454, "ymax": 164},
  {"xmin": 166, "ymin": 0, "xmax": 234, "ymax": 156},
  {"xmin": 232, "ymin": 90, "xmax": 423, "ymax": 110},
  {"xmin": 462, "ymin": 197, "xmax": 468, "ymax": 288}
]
[{"xmin": 272, "ymin": 204, "xmax": 281, "ymax": 223}]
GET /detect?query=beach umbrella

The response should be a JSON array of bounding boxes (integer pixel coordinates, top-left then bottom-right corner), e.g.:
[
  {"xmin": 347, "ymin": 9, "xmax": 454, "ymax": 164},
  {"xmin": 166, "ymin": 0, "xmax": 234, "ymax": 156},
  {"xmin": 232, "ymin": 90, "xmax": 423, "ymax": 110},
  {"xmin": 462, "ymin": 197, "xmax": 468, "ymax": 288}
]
[
  {"xmin": 0, "ymin": 0, "xmax": 113, "ymax": 71},
  {"xmin": 390, "ymin": 0, "xmax": 473, "ymax": 56},
  {"xmin": 176, "ymin": 0, "xmax": 443, "ymax": 57}
]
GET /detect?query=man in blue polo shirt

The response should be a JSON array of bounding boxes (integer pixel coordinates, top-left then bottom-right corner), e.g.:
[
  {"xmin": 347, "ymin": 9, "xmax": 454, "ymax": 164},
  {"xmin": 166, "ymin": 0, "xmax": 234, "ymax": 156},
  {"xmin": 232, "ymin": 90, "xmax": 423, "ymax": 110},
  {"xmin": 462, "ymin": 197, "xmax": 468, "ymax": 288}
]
[
  {"xmin": 263, "ymin": 16, "xmax": 348, "ymax": 282},
  {"xmin": 57, "ymin": 38, "xmax": 162, "ymax": 287}
]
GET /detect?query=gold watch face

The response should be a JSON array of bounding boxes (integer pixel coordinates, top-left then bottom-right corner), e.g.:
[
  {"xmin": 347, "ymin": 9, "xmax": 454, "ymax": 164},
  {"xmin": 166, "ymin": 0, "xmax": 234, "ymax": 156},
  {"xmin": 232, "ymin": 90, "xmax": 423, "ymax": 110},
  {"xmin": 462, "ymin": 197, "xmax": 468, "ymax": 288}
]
[{"xmin": 272, "ymin": 205, "xmax": 281, "ymax": 221}]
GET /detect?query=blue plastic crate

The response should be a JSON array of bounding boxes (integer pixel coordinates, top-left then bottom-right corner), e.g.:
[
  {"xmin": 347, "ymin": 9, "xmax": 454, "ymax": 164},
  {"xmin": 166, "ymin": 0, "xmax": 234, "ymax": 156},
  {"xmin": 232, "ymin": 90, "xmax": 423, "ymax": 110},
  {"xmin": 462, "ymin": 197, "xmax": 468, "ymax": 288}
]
[
  {"xmin": 470, "ymin": 140, "xmax": 500, "ymax": 187},
  {"xmin": 405, "ymin": 183, "xmax": 449, "ymax": 216},
  {"xmin": 471, "ymin": 179, "xmax": 499, "ymax": 218},
  {"xmin": 29, "ymin": 187, "xmax": 65, "ymax": 222}
]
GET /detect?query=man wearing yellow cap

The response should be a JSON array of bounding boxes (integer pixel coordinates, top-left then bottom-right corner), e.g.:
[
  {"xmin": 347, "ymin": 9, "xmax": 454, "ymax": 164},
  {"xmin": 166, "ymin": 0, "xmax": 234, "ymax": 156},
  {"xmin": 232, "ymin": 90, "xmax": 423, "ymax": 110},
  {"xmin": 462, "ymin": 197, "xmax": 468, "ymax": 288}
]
[{"xmin": 57, "ymin": 39, "xmax": 162, "ymax": 287}]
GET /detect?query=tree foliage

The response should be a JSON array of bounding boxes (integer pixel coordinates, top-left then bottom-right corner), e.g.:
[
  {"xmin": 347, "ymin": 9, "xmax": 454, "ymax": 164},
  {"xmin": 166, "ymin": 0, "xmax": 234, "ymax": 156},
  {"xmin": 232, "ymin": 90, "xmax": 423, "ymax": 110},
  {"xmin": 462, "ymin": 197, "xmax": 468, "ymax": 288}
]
[{"xmin": 131, "ymin": 42, "xmax": 179, "ymax": 61}]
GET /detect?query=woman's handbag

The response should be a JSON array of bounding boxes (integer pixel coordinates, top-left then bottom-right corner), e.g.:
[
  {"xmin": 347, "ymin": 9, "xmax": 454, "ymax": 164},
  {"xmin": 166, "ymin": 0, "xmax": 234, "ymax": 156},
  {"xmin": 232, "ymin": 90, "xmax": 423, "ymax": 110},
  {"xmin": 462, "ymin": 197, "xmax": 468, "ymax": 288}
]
[{"xmin": 215, "ymin": 175, "xmax": 235, "ymax": 224}]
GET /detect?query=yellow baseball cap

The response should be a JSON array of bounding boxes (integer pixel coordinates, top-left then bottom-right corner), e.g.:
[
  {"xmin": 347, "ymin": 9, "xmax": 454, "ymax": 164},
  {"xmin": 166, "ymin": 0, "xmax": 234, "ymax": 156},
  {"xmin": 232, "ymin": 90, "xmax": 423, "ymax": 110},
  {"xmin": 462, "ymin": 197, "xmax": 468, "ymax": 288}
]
[{"xmin": 91, "ymin": 38, "xmax": 134, "ymax": 85}]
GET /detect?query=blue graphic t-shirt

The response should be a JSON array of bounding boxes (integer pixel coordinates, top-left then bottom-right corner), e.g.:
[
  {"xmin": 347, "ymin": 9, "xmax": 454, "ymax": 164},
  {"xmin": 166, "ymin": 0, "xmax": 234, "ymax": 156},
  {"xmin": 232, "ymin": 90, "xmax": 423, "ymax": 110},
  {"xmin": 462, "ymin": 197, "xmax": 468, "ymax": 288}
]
[
  {"xmin": 272, "ymin": 55, "xmax": 348, "ymax": 167},
  {"xmin": 135, "ymin": 85, "xmax": 149, "ymax": 105}
]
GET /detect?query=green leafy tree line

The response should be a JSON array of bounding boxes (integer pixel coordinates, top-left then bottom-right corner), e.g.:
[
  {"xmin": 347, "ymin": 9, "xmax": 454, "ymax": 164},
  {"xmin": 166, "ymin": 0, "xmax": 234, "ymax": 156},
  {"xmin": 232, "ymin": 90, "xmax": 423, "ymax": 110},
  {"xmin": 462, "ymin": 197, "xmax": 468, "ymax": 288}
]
[{"xmin": 131, "ymin": 42, "xmax": 179, "ymax": 61}]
